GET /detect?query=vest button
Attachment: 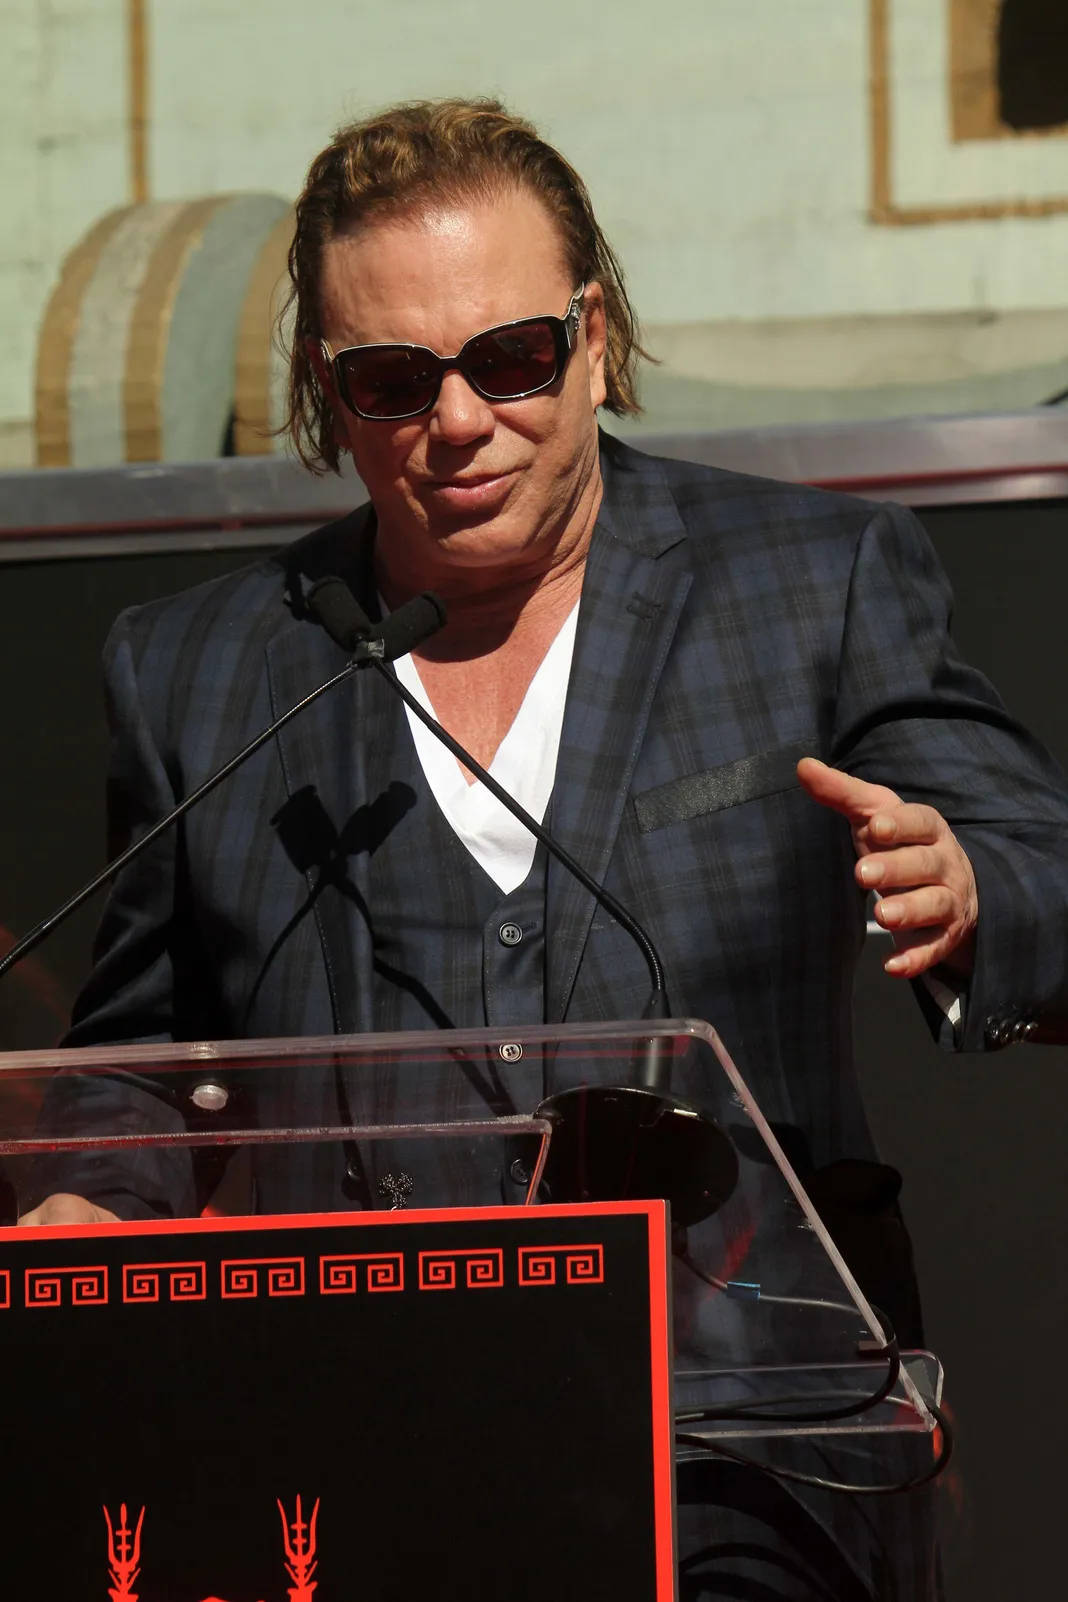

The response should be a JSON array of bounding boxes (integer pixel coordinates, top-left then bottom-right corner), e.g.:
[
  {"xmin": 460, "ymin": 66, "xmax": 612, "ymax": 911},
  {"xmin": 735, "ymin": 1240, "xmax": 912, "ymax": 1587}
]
[{"xmin": 499, "ymin": 921, "xmax": 523, "ymax": 946}]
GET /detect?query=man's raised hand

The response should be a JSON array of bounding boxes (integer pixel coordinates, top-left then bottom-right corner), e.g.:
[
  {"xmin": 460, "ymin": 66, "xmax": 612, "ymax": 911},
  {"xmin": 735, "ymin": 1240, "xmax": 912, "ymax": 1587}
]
[{"xmin": 797, "ymin": 756, "xmax": 978, "ymax": 979}]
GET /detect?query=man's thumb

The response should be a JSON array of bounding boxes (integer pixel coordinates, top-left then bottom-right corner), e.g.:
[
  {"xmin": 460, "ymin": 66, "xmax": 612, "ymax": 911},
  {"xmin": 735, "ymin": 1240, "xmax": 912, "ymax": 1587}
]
[{"xmin": 796, "ymin": 757, "xmax": 900, "ymax": 821}]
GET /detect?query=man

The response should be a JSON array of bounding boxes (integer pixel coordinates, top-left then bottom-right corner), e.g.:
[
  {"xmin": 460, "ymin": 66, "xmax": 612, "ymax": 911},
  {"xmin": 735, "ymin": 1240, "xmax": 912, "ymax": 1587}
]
[{"xmin": 21, "ymin": 98, "xmax": 1068, "ymax": 1596}]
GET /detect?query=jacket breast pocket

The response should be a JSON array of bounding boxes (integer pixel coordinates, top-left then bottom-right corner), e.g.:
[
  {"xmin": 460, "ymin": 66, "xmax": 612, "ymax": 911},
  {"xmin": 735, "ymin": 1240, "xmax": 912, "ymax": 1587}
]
[{"xmin": 633, "ymin": 741, "xmax": 813, "ymax": 833}]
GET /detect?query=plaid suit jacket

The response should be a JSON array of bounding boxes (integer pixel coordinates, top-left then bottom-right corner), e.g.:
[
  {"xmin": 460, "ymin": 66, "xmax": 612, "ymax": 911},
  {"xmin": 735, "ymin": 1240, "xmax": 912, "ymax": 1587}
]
[
  {"xmin": 41, "ymin": 432, "xmax": 1068, "ymax": 1596},
  {"xmin": 57, "ymin": 431, "xmax": 1068, "ymax": 1217}
]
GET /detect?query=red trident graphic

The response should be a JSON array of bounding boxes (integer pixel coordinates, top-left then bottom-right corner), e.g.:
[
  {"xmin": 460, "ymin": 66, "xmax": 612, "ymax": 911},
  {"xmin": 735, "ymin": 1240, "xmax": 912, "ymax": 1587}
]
[
  {"xmin": 101, "ymin": 1494, "xmax": 319, "ymax": 1599},
  {"xmin": 277, "ymin": 1494, "xmax": 319, "ymax": 1600},
  {"xmin": 103, "ymin": 1502, "xmax": 144, "ymax": 1602}
]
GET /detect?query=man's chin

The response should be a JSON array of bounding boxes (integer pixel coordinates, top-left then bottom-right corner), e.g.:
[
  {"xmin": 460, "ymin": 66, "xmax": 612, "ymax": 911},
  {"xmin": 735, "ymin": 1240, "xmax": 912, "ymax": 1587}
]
[{"xmin": 429, "ymin": 516, "xmax": 531, "ymax": 561}]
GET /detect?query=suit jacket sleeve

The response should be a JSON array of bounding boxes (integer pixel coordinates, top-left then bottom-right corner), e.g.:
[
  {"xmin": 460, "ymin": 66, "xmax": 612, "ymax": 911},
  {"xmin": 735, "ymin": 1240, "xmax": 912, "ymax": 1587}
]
[
  {"xmin": 67, "ymin": 610, "xmax": 226, "ymax": 1048},
  {"xmin": 830, "ymin": 500, "xmax": 1068, "ymax": 1051},
  {"xmin": 28, "ymin": 610, "xmax": 207, "ymax": 1218}
]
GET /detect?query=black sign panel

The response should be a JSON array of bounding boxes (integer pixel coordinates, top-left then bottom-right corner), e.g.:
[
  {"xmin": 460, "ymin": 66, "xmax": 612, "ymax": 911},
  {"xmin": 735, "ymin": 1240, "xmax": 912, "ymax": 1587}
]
[{"xmin": 0, "ymin": 1201, "xmax": 673, "ymax": 1600}]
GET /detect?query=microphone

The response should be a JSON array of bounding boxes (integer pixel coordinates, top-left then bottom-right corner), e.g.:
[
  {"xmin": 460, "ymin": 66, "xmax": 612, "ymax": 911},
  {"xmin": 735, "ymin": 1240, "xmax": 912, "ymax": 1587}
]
[
  {"xmin": 308, "ymin": 578, "xmax": 736, "ymax": 1227},
  {"xmin": 0, "ymin": 592, "xmax": 440, "ymax": 985},
  {"xmin": 307, "ymin": 577, "xmax": 445, "ymax": 662},
  {"xmin": 381, "ymin": 593, "xmax": 449, "ymax": 659}
]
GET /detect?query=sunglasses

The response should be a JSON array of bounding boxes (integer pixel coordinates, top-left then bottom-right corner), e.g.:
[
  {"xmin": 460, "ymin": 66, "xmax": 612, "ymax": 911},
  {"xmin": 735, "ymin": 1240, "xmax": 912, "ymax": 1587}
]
[{"xmin": 322, "ymin": 285, "xmax": 586, "ymax": 421}]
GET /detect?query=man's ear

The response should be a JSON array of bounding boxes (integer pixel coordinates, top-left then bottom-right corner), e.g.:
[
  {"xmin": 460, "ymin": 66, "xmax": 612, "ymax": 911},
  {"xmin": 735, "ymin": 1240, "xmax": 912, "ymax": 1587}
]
[
  {"xmin": 306, "ymin": 336, "xmax": 350, "ymax": 453},
  {"xmin": 307, "ymin": 335, "xmax": 336, "ymax": 399},
  {"xmin": 582, "ymin": 282, "xmax": 608, "ymax": 411}
]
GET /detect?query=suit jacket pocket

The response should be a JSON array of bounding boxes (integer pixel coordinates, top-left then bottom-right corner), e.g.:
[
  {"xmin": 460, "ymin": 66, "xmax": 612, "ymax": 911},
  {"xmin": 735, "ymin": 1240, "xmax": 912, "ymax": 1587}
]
[{"xmin": 633, "ymin": 741, "xmax": 813, "ymax": 833}]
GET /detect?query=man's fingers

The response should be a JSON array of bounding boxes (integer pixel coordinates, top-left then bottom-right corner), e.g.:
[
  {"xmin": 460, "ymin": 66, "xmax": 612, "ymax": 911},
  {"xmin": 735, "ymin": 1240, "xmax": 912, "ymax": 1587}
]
[
  {"xmin": 800, "ymin": 756, "xmax": 979, "ymax": 978},
  {"xmin": 796, "ymin": 757, "xmax": 901, "ymax": 822},
  {"xmin": 873, "ymin": 884, "xmax": 957, "ymax": 933},
  {"xmin": 882, "ymin": 926, "xmax": 960, "ymax": 978},
  {"xmin": 855, "ymin": 802, "xmax": 943, "ymax": 850},
  {"xmin": 857, "ymin": 843, "xmax": 946, "ymax": 890}
]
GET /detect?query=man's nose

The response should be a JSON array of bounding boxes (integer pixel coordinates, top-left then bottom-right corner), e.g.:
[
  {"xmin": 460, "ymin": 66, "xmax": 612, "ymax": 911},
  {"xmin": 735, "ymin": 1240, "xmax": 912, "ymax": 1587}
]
[{"xmin": 428, "ymin": 369, "xmax": 495, "ymax": 444}]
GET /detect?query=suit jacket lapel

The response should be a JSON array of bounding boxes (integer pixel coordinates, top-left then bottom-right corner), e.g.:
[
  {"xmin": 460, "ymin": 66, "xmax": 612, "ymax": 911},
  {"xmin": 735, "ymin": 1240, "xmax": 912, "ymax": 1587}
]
[
  {"xmin": 265, "ymin": 507, "xmax": 386, "ymax": 1035},
  {"xmin": 546, "ymin": 437, "xmax": 692, "ymax": 1021}
]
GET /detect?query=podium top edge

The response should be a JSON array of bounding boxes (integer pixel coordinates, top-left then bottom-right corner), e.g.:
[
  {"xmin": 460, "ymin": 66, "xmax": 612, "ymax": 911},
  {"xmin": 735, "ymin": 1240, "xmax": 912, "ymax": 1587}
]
[{"xmin": 0, "ymin": 1018, "xmax": 721, "ymax": 1074}]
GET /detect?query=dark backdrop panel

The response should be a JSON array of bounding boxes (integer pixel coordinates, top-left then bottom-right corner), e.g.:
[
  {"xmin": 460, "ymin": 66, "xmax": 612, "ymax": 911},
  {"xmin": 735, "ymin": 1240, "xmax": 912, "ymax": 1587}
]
[
  {"xmin": 0, "ymin": 548, "xmax": 275, "ymax": 1046},
  {"xmin": 0, "ymin": 497, "xmax": 1065, "ymax": 1599},
  {"xmin": 853, "ymin": 499, "xmax": 1068, "ymax": 1601},
  {"xmin": 922, "ymin": 499, "xmax": 1068, "ymax": 761}
]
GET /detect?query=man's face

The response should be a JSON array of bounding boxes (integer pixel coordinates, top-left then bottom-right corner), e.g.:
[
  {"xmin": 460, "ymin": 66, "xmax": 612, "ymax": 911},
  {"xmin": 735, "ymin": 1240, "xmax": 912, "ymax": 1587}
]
[{"xmin": 317, "ymin": 189, "xmax": 607, "ymax": 583}]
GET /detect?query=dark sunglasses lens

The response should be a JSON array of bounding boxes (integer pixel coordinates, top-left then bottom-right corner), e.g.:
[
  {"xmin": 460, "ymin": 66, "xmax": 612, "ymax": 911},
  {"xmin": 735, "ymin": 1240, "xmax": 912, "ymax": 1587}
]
[
  {"xmin": 339, "ymin": 346, "xmax": 440, "ymax": 418},
  {"xmin": 463, "ymin": 320, "xmax": 559, "ymax": 398}
]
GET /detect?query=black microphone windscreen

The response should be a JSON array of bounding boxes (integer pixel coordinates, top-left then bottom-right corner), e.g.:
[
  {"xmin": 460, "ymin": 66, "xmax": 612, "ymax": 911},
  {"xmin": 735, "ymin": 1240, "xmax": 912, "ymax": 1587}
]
[
  {"xmin": 379, "ymin": 592, "xmax": 447, "ymax": 660},
  {"xmin": 307, "ymin": 576, "xmax": 373, "ymax": 653}
]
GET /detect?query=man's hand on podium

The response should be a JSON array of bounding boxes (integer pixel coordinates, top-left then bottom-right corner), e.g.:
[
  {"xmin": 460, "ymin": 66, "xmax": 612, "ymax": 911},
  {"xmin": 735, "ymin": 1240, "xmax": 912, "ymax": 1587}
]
[
  {"xmin": 797, "ymin": 756, "xmax": 978, "ymax": 980},
  {"xmin": 18, "ymin": 1193, "xmax": 119, "ymax": 1227}
]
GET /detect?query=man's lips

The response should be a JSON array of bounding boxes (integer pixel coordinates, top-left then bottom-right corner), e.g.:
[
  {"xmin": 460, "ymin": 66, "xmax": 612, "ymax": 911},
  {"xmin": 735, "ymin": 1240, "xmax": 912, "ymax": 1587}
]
[{"xmin": 422, "ymin": 469, "xmax": 518, "ymax": 510}]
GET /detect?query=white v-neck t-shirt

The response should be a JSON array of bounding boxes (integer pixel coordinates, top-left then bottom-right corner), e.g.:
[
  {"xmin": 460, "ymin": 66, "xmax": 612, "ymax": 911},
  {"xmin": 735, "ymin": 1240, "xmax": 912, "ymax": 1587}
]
[{"xmin": 390, "ymin": 603, "xmax": 580, "ymax": 894}]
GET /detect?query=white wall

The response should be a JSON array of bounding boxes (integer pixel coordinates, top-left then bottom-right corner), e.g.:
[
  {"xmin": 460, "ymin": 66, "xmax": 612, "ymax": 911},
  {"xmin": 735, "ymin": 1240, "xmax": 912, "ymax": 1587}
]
[
  {"xmin": 1, "ymin": 0, "xmax": 130, "ymax": 461},
  {"xmin": 144, "ymin": 0, "xmax": 1068, "ymax": 319},
  {"xmin": 3, "ymin": 0, "xmax": 1067, "ymax": 462}
]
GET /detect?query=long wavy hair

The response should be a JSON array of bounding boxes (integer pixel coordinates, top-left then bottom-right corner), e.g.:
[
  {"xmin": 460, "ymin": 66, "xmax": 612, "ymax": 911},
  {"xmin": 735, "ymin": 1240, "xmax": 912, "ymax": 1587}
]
[{"xmin": 282, "ymin": 97, "xmax": 646, "ymax": 473}]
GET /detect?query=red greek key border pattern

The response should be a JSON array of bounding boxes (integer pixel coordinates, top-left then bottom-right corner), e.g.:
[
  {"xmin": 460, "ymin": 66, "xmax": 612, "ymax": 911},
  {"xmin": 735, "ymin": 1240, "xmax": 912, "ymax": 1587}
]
[
  {"xmin": 25, "ymin": 1265, "xmax": 109, "ymax": 1307},
  {"xmin": 220, "ymin": 1258, "xmax": 305, "ymax": 1299},
  {"xmin": 123, "ymin": 1262, "xmax": 207, "ymax": 1303},
  {"xmin": 418, "ymin": 1248, "xmax": 505, "ymax": 1290},
  {"xmin": 1, "ymin": 1243, "xmax": 609, "ymax": 1307},
  {"xmin": 319, "ymin": 1252, "xmax": 404, "ymax": 1294},
  {"xmin": 517, "ymin": 1244, "xmax": 605, "ymax": 1286}
]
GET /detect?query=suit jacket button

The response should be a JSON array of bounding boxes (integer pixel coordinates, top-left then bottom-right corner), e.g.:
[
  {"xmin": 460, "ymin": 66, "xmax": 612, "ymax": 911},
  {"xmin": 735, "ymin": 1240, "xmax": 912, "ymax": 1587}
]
[{"xmin": 984, "ymin": 1015, "xmax": 1012, "ymax": 1048}]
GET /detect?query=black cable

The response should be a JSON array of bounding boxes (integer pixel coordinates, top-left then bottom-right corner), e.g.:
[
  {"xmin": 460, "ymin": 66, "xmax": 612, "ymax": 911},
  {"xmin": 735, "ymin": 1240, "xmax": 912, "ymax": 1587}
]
[
  {"xmin": 675, "ymin": 1397, "xmax": 953, "ymax": 1496},
  {"xmin": 677, "ymin": 1254, "xmax": 901, "ymax": 1424},
  {"xmin": 674, "ymin": 1260, "xmax": 951, "ymax": 1493},
  {"xmin": 676, "ymin": 1348, "xmax": 900, "ymax": 1428}
]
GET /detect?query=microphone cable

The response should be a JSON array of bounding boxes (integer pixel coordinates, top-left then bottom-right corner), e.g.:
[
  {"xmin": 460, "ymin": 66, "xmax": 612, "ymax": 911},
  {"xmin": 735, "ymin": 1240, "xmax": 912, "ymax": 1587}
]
[{"xmin": 673, "ymin": 1278, "xmax": 954, "ymax": 1494}]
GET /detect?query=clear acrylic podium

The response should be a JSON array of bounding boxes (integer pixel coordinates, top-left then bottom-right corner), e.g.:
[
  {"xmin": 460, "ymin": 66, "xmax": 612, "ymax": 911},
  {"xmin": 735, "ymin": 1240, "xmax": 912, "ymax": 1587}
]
[{"xmin": 0, "ymin": 1016, "xmax": 942, "ymax": 1453}]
